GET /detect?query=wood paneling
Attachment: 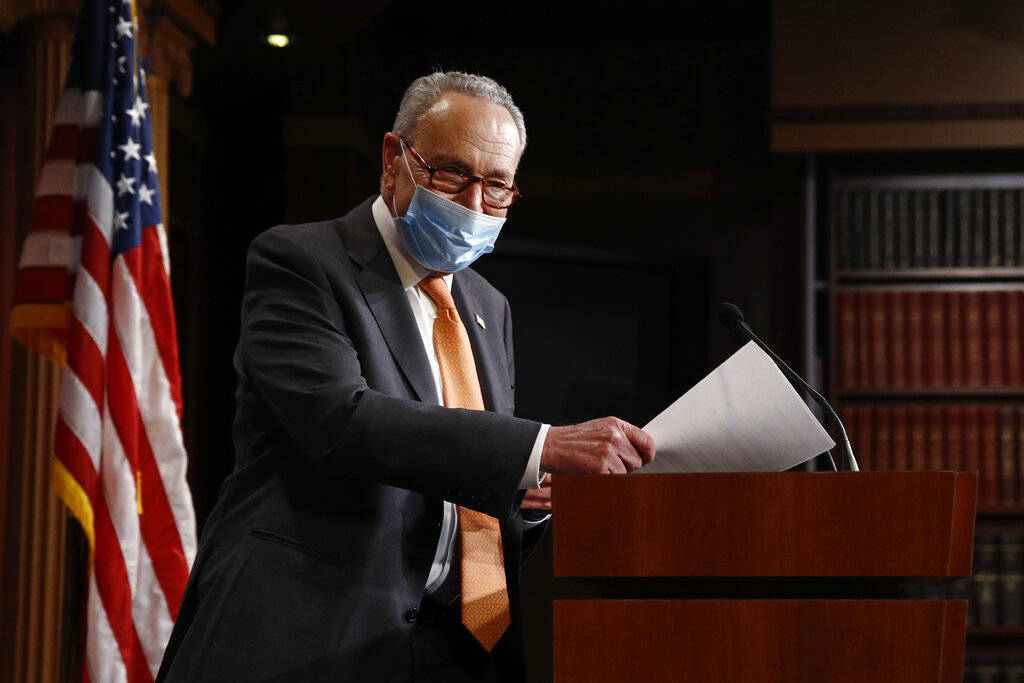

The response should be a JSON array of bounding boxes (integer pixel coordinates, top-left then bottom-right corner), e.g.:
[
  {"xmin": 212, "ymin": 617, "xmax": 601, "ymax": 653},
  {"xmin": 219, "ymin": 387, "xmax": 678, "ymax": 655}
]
[
  {"xmin": 553, "ymin": 472, "xmax": 977, "ymax": 578},
  {"xmin": 554, "ymin": 599, "xmax": 967, "ymax": 683}
]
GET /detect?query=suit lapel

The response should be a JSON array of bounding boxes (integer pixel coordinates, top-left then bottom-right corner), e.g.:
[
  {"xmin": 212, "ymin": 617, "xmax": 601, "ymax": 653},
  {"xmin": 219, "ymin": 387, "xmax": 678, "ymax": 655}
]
[
  {"xmin": 347, "ymin": 200, "xmax": 438, "ymax": 404},
  {"xmin": 452, "ymin": 276, "xmax": 507, "ymax": 412}
]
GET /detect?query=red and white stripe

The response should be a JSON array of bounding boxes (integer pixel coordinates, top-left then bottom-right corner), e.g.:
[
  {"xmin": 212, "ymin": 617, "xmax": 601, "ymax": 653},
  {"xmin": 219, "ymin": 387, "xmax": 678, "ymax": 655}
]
[{"xmin": 32, "ymin": 79, "xmax": 197, "ymax": 682}]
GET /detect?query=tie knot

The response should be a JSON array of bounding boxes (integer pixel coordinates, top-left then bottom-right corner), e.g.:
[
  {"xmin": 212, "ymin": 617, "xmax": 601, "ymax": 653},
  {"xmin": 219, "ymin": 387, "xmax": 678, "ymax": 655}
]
[{"xmin": 419, "ymin": 276, "xmax": 456, "ymax": 311}]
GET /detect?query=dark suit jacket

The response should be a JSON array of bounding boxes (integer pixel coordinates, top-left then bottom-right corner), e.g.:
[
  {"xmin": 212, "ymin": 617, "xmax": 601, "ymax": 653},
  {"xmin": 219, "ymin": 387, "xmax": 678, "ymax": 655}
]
[{"xmin": 156, "ymin": 197, "xmax": 547, "ymax": 682}]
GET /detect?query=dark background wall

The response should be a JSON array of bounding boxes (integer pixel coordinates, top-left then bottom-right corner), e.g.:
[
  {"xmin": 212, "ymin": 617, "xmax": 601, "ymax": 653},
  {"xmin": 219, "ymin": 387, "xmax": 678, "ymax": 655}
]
[{"xmin": 165, "ymin": 1, "xmax": 802, "ymax": 679}]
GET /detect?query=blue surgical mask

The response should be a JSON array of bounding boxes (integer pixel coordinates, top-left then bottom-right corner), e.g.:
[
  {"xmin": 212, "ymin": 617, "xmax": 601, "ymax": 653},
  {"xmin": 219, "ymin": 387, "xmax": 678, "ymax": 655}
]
[{"xmin": 391, "ymin": 142, "xmax": 506, "ymax": 273}]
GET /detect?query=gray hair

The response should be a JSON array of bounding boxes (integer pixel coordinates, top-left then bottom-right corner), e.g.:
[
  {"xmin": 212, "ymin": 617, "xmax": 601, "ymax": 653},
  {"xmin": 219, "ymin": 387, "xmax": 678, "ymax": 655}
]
[{"xmin": 392, "ymin": 71, "xmax": 527, "ymax": 157}]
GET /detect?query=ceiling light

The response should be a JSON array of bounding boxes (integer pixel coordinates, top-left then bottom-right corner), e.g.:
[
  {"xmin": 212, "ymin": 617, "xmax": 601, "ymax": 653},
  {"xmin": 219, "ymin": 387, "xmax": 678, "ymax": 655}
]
[{"xmin": 266, "ymin": 34, "xmax": 290, "ymax": 48}]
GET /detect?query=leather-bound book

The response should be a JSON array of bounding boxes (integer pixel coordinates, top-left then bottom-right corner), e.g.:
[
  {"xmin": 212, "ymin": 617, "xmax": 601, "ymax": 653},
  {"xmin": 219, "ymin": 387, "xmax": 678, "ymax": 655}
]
[
  {"xmin": 965, "ymin": 291, "xmax": 985, "ymax": 387},
  {"xmin": 1001, "ymin": 406, "xmax": 1018, "ymax": 506},
  {"xmin": 858, "ymin": 291, "xmax": 873, "ymax": 388},
  {"xmin": 945, "ymin": 406, "xmax": 964, "ymax": 472},
  {"xmin": 906, "ymin": 290, "xmax": 925, "ymax": 387},
  {"xmin": 890, "ymin": 406, "xmax": 909, "ymax": 470},
  {"xmin": 874, "ymin": 405, "xmax": 892, "ymax": 470},
  {"xmin": 957, "ymin": 191, "xmax": 971, "ymax": 267},
  {"xmin": 838, "ymin": 291, "xmax": 857, "ymax": 390},
  {"xmin": 927, "ymin": 407, "xmax": 946, "ymax": 471},
  {"xmin": 909, "ymin": 406, "xmax": 928, "ymax": 472},
  {"xmin": 985, "ymin": 290, "xmax": 1005, "ymax": 386},
  {"xmin": 1007, "ymin": 289, "xmax": 1022, "ymax": 387},
  {"xmin": 888, "ymin": 291, "xmax": 906, "ymax": 388},
  {"xmin": 1018, "ymin": 406, "xmax": 1024, "ymax": 506},
  {"xmin": 870, "ymin": 291, "xmax": 888, "ymax": 388},
  {"xmin": 852, "ymin": 405, "xmax": 873, "ymax": 471},
  {"xmin": 982, "ymin": 406, "xmax": 1000, "ymax": 506},
  {"xmin": 947, "ymin": 291, "xmax": 964, "ymax": 386},
  {"xmin": 963, "ymin": 405, "xmax": 982, "ymax": 475},
  {"xmin": 925, "ymin": 291, "xmax": 946, "ymax": 387}
]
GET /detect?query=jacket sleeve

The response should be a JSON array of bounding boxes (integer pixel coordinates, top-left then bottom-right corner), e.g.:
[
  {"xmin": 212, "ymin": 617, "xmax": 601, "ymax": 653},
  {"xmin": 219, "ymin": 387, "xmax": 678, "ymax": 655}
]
[{"xmin": 237, "ymin": 227, "xmax": 542, "ymax": 520}]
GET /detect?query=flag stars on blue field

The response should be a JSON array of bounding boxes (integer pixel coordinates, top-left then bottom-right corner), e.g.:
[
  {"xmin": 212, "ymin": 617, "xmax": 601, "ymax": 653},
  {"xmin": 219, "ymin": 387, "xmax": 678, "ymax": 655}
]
[
  {"xmin": 104, "ymin": 0, "xmax": 162, "ymax": 257},
  {"xmin": 115, "ymin": 174, "xmax": 135, "ymax": 196},
  {"xmin": 115, "ymin": 16, "xmax": 132, "ymax": 39}
]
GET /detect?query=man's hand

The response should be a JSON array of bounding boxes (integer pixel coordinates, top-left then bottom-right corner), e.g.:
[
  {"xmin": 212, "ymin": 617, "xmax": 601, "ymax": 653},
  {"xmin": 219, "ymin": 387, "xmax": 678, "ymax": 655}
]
[
  {"xmin": 539, "ymin": 417, "xmax": 656, "ymax": 475},
  {"xmin": 521, "ymin": 473, "xmax": 551, "ymax": 510}
]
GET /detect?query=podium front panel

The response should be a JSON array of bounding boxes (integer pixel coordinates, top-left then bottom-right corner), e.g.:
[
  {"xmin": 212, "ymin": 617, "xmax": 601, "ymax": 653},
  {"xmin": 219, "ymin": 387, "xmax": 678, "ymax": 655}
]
[
  {"xmin": 553, "ymin": 599, "xmax": 967, "ymax": 683},
  {"xmin": 552, "ymin": 471, "xmax": 976, "ymax": 578}
]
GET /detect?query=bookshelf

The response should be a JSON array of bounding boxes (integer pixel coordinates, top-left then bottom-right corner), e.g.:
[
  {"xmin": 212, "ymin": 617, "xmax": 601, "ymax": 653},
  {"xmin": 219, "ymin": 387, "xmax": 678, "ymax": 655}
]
[{"xmin": 821, "ymin": 171, "xmax": 1024, "ymax": 681}]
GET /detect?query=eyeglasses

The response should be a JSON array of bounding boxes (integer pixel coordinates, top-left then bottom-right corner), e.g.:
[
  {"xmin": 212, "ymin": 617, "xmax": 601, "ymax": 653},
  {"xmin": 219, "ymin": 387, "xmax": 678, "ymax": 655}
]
[{"xmin": 401, "ymin": 137, "xmax": 521, "ymax": 209}]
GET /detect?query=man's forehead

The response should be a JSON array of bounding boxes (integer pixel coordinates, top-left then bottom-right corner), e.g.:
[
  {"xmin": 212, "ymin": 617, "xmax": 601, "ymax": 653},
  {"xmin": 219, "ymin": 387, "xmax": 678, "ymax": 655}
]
[{"xmin": 414, "ymin": 93, "xmax": 520, "ymax": 171}]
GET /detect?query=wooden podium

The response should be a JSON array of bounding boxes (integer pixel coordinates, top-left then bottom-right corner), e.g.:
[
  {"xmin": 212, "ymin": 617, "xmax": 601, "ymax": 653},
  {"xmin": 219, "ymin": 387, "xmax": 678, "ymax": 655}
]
[{"xmin": 551, "ymin": 471, "xmax": 977, "ymax": 683}]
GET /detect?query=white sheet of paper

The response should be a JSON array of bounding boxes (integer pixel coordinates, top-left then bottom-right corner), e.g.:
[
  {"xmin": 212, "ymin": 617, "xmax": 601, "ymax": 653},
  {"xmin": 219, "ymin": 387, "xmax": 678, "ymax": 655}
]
[{"xmin": 637, "ymin": 341, "xmax": 836, "ymax": 473}]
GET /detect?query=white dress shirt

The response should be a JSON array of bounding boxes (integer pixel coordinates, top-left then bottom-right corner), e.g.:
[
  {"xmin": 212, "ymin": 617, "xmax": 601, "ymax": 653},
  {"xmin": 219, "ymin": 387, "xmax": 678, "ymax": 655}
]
[{"xmin": 371, "ymin": 195, "xmax": 549, "ymax": 594}]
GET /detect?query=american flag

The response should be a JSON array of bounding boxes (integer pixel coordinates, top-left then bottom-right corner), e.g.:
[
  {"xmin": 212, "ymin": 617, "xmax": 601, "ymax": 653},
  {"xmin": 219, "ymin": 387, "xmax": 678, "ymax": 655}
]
[{"xmin": 10, "ymin": 0, "xmax": 197, "ymax": 681}]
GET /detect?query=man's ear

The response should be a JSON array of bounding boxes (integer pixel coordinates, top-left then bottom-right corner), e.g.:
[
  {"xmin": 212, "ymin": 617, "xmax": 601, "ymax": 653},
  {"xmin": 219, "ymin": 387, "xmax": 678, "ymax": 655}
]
[{"xmin": 380, "ymin": 132, "xmax": 402, "ymax": 194}]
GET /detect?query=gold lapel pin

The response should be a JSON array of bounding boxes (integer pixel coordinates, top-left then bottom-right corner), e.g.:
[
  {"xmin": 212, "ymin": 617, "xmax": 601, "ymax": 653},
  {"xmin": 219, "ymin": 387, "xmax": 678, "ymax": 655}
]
[{"xmin": 475, "ymin": 313, "xmax": 486, "ymax": 329}]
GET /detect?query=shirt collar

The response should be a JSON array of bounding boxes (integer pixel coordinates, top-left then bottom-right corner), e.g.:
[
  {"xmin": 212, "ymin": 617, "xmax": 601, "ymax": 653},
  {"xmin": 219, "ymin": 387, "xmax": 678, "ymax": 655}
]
[{"xmin": 371, "ymin": 194, "xmax": 454, "ymax": 293}]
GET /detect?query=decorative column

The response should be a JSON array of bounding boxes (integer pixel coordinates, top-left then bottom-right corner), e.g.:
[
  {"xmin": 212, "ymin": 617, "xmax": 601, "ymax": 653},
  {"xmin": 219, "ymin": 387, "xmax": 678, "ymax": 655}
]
[
  {"xmin": 0, "ymin": 9, "xmax": 77, "ymax": 683},
  {"xmin": 0, "ymin": 2, "xmax": 213, "ymax": 682}
]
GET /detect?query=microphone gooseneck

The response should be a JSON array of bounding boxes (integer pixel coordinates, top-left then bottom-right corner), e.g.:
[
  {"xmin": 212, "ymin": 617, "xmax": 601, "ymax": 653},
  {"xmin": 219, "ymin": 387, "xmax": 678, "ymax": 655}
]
[{"xmin": 718, "ymin": 302, "xmax": 858, "ymax": 472}]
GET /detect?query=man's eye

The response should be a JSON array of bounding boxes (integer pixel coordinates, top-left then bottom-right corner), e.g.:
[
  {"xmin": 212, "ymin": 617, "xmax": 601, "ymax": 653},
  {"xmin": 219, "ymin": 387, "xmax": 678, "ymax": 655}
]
[{"xmin": 442, "ymin": 167, "xmax": 467, "ymax": 177}]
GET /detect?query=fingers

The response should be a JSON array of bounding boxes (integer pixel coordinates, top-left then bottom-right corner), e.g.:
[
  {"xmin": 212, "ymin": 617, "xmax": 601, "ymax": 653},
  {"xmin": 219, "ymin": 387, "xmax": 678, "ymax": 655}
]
[
  {"xmin": 619, "ymin": 420, "xmax": 657, "ymax": 465},
  {"xmin": 539, "ymin": 417, "xmax": 655, "ymax": 476},
  {"xmin": 521, "ymin": 476, "xmax": 552, "ymax": 510}
]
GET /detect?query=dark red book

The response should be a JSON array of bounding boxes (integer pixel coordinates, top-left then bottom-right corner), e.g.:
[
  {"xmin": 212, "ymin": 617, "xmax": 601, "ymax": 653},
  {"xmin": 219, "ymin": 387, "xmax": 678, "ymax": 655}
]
[
  {"xmin": 963, "ymin": 405, "xmax": 982, "ymax": 475},
  {"xmin": 890, "ymin": 406, "xmax": 909, "ymax": 470},
  {"xmin": 906, "ymin": 290, "xmax": 924, "ymax": 387},
  {"xmin": 909, "ymin": 406, "xmax": 928, "ymax": 471},
  {"xmin": 927, "ymin": 407, "xmax": 946, "ymax": 470},
  {"xmin": 925, "ymin": 291, "xmax": 946, "ymax": 387},
  {"xmin": 945, "ymin": 406, "xmax": 964, "ymax": 472},
  {"xmin": 964, "ymin": 291, "xmax": 984, "ymax": 387},
  {"xmin": 1007, "ymin": 289, "xmax": 1021, "ymax": 386},
  {"xmin": 869, "ymin": 291, "xmax": 888, "ymax": 388},
  {"xmin": 981, "ymin": 406, "xmax": 1000, "ymax": 506},
  {"xmin": 838, "ymin": 291, "xmax": 857, "ymax": 390},
  {"xmin": 858, "ymin": 292, "xmax": 872, "ymax": 388},
  {"xmin": 874, "ymin": 405, "xmax": 892, "ymax": 470},
  {"xmin": 1018, "ymin": 406, "xmax": 1024, "ymax": 505},
  {"xmin": 984, "ymin": 291, "xmax": 1005, "ymax": 386},
  {"xmin": 888, "ymin": 290, "xmax": 906, "ymax": 388},
  {"xmin": 852, "ymin": 405, "xmax": 873, "ymax": 471},
  {"xmin": 1000, "ymin": 406, "xmax": 1017, "ymax": 507},
  {"xmin": 947, "ymin": 291, "xmax": 964, "ymax": 387}
]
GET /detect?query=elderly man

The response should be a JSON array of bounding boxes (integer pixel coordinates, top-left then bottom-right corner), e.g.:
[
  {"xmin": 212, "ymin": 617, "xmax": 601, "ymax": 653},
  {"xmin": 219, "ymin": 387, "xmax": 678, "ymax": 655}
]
[{"xmin": 156, "ymin": 71, "xmax": 655, "ymax": 683}]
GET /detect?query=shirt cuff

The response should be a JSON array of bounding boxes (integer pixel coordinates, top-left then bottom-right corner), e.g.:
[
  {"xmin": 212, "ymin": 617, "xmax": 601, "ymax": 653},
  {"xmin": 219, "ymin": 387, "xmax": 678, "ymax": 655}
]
[{"xmin": 519, "ymin": 423, "xmax": 550, "ymax": 489}]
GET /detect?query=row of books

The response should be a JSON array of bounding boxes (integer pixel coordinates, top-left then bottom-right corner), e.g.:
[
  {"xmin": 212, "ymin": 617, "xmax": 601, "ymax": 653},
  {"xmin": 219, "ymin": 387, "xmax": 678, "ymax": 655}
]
[
  {"xmin": 838, "ymin": 289, "xmax": 1024, "ymax": 390},
  {"xmin": 834, "ymin": 187, "xmax": 1024, "ymax": 270},
  {"xmin": 843, "ymin": 404, "xmax": 1024, "ymax": 507},
  {"xmin": 963, "ymin": 658, "xmax": 1024, "ymax": 683},
  {"xmin": 922, "ymin": 534, "xmax": 1022, "ymax": 628}
]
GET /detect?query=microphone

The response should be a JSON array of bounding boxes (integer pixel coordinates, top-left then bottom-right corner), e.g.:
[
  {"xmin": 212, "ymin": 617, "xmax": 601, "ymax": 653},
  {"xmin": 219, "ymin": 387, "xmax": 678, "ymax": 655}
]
[{"xmin": 718, "ymin": 303, "xmax": 858, "ymax": 472}]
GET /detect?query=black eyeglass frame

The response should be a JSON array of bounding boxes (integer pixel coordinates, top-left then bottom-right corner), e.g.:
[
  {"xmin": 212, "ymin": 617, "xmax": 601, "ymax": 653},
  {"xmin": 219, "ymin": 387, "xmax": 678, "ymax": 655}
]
[{"xmin": 400, "ymin": 136, "xmax": 522, "ymax": 209}]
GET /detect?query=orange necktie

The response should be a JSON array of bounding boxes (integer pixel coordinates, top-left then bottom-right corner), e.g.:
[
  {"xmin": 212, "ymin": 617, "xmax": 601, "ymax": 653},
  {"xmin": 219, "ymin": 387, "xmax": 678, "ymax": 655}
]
[{"xmin": 419, "ymin": 276, "xmax": 510, "ymax": 652}]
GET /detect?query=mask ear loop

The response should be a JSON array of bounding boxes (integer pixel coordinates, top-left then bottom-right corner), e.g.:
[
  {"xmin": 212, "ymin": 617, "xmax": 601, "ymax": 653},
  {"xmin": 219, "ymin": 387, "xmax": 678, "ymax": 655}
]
[{"xmin": 390, "ymin": 138, "xmax": 417, "ymax": 218}]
